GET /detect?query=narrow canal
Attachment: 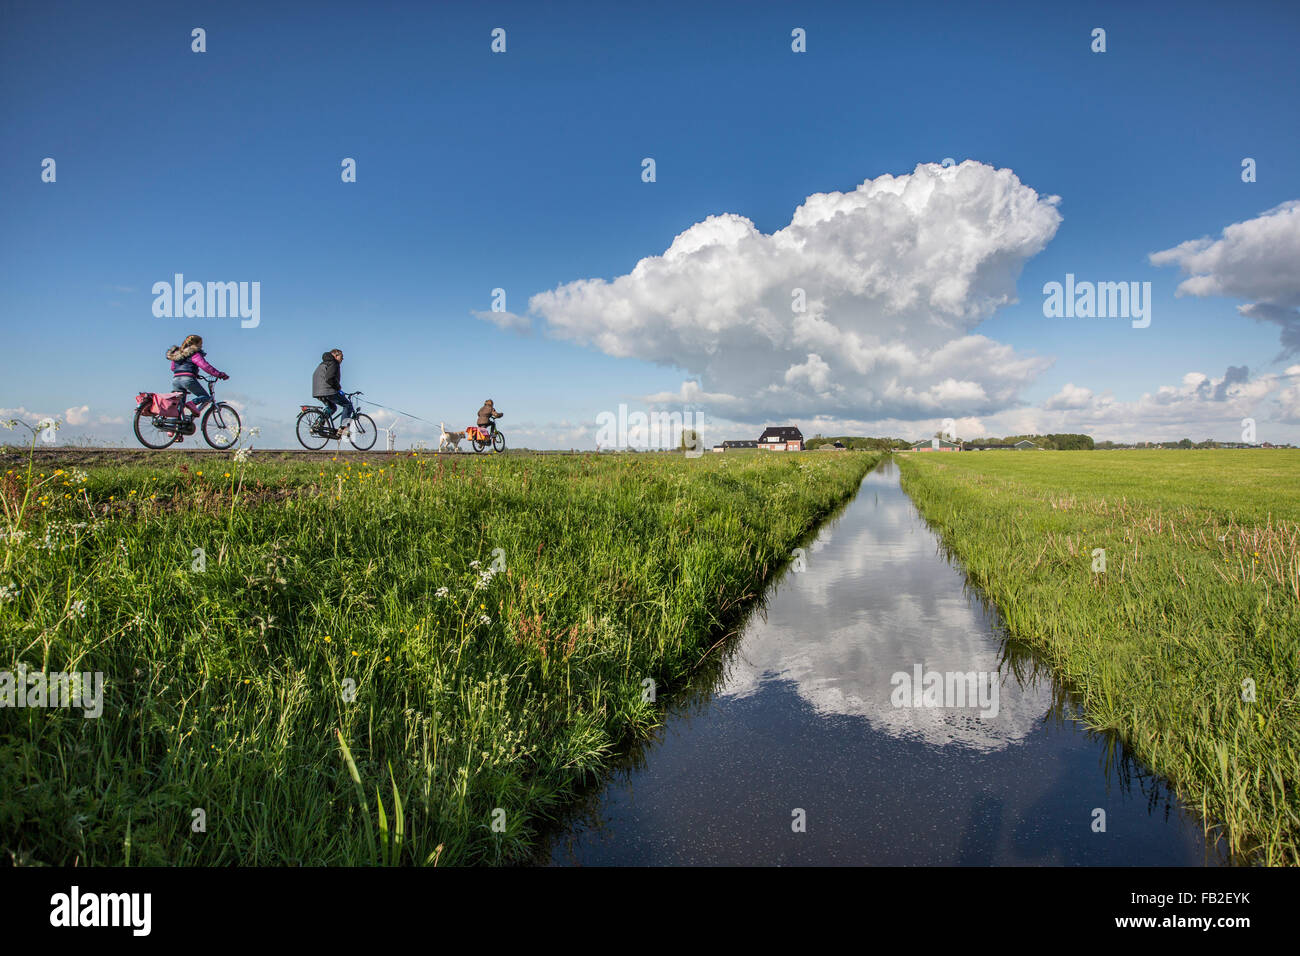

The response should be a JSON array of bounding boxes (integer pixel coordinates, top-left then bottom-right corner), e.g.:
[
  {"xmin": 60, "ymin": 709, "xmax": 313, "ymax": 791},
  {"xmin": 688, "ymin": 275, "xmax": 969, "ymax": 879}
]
[{"xmin": 546, "ymin": 458, "xmax": 1225, "ymax": 865}]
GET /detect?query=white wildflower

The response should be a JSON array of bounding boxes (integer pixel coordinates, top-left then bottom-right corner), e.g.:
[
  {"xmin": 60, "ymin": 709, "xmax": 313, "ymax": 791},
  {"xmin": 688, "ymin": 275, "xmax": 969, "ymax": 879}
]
[
  {"xmin": 70, "ymin": 599, "xmax": 87, "ymax": 618},
  {"xmin": 479, "ymin": 614, "xmax": 491, "ymax": 626},
  {"xmin": 233, "ymin": 447, "xmax": 252, "ymax": 464},
  {"xmin": 435, "ymin": 586, "xmax": 449, "ymax": 598}
]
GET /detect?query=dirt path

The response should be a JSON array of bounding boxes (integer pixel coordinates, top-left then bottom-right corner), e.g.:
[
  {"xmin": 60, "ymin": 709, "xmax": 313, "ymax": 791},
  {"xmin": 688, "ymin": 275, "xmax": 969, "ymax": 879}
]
[{"xmin": 0, "ymin": 446, "xmax": 581, "ymax": 469}]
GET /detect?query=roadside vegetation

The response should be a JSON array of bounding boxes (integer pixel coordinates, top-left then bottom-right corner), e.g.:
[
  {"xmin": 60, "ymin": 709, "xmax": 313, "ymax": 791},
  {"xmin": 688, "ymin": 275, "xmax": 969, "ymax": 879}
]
[
  {"xmin": 0, "ymin": 449, "xmax": 877, "ymax": 865},
  {"xmin": 898, "ymin": 449, "xmax": 1300, "ymax": 864},
  {"xmin": 804, "ymin": 435, "xmax": 910, "ymax": 451}
]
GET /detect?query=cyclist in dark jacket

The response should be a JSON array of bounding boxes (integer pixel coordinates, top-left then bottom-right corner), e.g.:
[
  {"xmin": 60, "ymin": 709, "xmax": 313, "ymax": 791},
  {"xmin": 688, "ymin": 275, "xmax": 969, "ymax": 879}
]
[
  {"xmin": 477, "ymin": 399, "xmax": 503, "ymax": 432},
  {"xmin": 313, "ymin": 349, "xmax": 353, "ymax": 437}
]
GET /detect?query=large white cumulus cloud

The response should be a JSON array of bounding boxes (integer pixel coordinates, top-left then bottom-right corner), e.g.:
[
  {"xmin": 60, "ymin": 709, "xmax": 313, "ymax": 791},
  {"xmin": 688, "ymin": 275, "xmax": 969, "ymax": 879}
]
[{"xmin": 529, "ymin": 161, "xmax": 1062, "ymax": 421}]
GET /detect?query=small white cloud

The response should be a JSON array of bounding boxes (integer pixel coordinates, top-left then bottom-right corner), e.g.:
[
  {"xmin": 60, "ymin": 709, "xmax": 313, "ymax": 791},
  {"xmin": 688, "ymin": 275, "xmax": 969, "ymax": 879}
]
[
  {"xmin": 472, "ymin": 309, "xmax": 531, "ymax": 333},
  {"xmin": 64, "ymin": 405, "xmax": 91, "ymax": 426},
  {"xmin": 1044, "ymin": 383, "xmax": 1093, "ymax": 410},
  {"xmin": 1151, "ymin": 201, "xmax": 1300, "ymax": 356}
]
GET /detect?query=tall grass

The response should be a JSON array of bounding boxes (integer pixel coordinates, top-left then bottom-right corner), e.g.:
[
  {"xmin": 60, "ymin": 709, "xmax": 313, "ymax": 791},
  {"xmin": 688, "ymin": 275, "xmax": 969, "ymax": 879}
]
[
  {"xmin": 898, "ymin": 449, "xmax": 1300, "ymax": 864},
  {"xmin": 0, "ymin": 450, "xmax": 877, "ymax": 865}
]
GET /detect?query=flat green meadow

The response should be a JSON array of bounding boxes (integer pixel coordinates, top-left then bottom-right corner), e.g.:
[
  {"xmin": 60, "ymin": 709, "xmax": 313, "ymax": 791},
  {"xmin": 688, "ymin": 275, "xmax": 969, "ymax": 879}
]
[
  {"xmin": 0, "ymin": 450, "xmax": 877, "ymax": 865},
  {"xmin": 898, "ymin": 449, "xmax": 1300, "ymax": 864}
]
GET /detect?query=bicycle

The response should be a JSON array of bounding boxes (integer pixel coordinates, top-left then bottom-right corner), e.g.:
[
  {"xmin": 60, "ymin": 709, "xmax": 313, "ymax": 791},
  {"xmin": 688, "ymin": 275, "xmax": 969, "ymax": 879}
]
[
  {"xmin": 296, "ymin": 391, "xmax": 377, "ymax": 451},
  {"xmin": 133, "ymin": 375, "xmax": 242, "ymax": 450},
  {"xmin": 467, "ymin": 417, "xmax": 506, "ymax": 454}
]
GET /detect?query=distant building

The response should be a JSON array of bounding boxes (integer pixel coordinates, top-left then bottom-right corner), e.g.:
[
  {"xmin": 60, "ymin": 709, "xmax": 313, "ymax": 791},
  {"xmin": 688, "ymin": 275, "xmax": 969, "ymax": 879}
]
[
  {"xmin": 711, "ymin": 444, "xmax": 725, "ymax": 453},
  {"xmin": 758, "ymin": 426, "xmax": 804, "ymax": 451},
  {"xmin": 720, "ymin": 440, "xmax": 758, "ymax": 450},
  {"xmin": 1013, "ymin": 440, "xmax": 1039, "ymax": 450},
  {"xmin": 910, "ymin": 438, "xmax": 961, "ymax": 452}
]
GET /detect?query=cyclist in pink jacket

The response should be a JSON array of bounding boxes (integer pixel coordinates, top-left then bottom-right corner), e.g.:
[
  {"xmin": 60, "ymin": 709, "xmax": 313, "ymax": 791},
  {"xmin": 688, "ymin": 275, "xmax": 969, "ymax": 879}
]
[{"xmin": 166, "ymin": 334, "xmax": 228, "ymax": 417}]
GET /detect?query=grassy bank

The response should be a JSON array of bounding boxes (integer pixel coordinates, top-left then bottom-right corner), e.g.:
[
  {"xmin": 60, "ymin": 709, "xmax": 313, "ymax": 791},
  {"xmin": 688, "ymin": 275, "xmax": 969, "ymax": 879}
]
[
  {"xmin": 0, "ymin": 449, "xmax": 877, "ymax": 865},
  {"xmin": 897, "ymin": 450, "xmax": 1300, "ymax": 864}
]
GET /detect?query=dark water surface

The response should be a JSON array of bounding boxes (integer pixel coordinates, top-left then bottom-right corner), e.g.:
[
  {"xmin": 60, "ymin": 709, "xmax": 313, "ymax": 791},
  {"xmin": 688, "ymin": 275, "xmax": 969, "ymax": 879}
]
[{"xmin": 545, "ymin": 459, "xmax": 1226, "ymax": 865}]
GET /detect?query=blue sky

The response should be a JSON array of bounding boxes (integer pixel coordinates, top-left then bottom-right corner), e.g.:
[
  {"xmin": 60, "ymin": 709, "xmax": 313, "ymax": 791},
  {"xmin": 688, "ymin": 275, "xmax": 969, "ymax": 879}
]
[{"xmin": 2, "ymin": 0, "xmax": 1298, "ymax": 447}]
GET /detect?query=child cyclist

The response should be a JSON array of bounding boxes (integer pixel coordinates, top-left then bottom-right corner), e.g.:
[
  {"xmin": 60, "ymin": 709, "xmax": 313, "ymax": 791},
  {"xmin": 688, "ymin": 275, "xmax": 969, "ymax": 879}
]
[
  {"xmin": 165, "ymin": 335, "xmax": 229, "ymax": 441},
  {"xmin": 476, "ymin": 398, "xmax": 503, "ymax": 434}
]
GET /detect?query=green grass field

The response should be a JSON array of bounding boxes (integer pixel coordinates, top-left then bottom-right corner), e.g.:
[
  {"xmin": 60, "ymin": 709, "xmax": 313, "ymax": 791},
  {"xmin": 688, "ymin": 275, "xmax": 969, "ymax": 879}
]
[
  {"xmin": 898, "ymin": 449, "xmax": 1300, "ymax": 864},
  {"xmin": 0, "ymin": 449, "xmax": 877, "ymax": 865}
]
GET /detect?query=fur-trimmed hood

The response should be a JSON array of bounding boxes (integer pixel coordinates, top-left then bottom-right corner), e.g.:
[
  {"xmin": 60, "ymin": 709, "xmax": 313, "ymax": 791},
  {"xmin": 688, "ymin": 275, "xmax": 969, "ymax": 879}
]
[{"xmin": 166, "ymin": 343, "xmax": 203, "ymax": 361}]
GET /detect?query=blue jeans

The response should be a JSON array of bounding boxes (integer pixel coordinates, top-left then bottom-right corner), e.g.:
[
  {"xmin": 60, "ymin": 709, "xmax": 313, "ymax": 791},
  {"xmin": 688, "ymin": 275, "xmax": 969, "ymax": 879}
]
[
  {"xmin": 173, "ymin": 377, "xmax": 211, "ymax": 410},
  {"xmin": 319, "ymin": 393, "xmax": 354, "ymax": 426}
]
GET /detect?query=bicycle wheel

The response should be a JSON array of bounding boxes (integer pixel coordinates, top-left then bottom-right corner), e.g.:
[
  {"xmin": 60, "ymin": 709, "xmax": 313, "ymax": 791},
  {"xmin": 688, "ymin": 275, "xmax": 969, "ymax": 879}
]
[
  {"xmin": 471, "ymin": 432, "xmax": 487, "ymax": 453},
  {"xmin": 492, "ymin": 430, "xmax": 506, "ymax": 453},
  {"xmin": 348, "ymin": 413, "xmax": 377, "ymax": 451},
  {"xmin": 296, "ymin": 409, "xmax": 331, "ymax": 450},
  {"xmin": 133, "ymin": 407, "xmax": 179, "ymax": 449},
  {"xmin": 202, "ymin": 403, "xmax": 242, "ymax": 449}
]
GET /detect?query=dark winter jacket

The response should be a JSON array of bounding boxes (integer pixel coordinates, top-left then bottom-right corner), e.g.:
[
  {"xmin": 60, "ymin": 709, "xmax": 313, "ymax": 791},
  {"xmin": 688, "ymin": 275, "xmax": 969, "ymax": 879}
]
[
  {"xmin": 313, "ymin": 352, "xmax": 341, "ymax": 398},
  {"xmin": 166, "ymin": 343, "xmax": 223, "ymax": 379},
  {"xmin": 477, "ymin": 402, "xmax": 502, "ymax": 427}
]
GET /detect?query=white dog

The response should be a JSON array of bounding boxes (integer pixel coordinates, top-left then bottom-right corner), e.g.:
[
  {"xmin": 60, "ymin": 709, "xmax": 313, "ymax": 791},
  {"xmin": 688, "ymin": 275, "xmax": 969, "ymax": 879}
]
[{"xmin": 439, "ymin": 422, "xmax": 465, "ymax": 453}]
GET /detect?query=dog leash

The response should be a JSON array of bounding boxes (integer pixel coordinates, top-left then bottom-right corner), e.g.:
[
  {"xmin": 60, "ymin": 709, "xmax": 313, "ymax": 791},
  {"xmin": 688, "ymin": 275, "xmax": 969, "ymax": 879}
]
[{"xmin": 360, "ymin": 399, "xmax": 441, "ymax": 428}]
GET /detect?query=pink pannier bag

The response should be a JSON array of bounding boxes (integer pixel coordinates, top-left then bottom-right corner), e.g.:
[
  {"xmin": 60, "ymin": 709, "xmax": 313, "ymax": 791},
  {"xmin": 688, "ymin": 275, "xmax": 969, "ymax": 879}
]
[{"xmin": 136, "ymin": 392, "xmax": 183, "ymax": 417}]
